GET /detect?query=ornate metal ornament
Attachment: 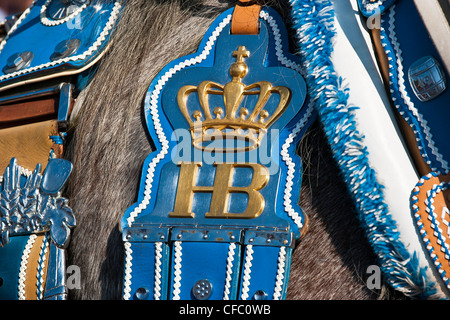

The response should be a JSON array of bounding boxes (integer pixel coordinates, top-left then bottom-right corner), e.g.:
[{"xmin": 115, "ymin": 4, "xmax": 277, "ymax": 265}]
[
  {"xmin": 0, "ymin": 158, "xmax": 75, "ymax": 248},
  {"xmin": 121, "ymin": 6, "xmax": 315, "ymax": 300},
  {"xmin": 408, "ymin": 56, "xmax": 447, "ymax": 102}
]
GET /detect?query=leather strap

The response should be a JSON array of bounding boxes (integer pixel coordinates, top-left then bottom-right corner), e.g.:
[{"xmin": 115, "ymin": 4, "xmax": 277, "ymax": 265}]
[
  {"xmin": 412, "ymin": 172, "xmax": 450, "ymax": 289},
  {"xmin": 23, "ymin": 234, "xmax": 50, "ymax": 300},
  {"xmin": 0, "ymin": 119, "xmax": 59, "ymax": 173},
  {"xmin": 0, "ymin": 97, "xmax": 57, "ymax": 126},
  {"xmin": 231, "ymin": 1, "xmax": 261, "ymax": 35}
]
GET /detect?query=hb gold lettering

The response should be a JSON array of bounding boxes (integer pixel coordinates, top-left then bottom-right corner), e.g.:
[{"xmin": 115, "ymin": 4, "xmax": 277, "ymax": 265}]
[{"xmin": 169, "ymin": 162, "xmax": 269, "ymax": 219}]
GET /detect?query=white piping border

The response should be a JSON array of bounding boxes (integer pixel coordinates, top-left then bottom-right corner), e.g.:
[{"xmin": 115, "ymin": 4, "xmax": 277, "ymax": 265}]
[
  {"xmin": 223, "ymin": 242, "xmax": 236, "ymax": 300},
  {"xmin": 172, "ymin": 241, "xmax": 182, "ymax": 300},
  {"xmin": 153, "ymin": 242, "xmax": 163, "ymax": 300},
  {"xmin": 273, "ymin": 246, "xmax": 287, "ymax": 300},
  {"xmin": 122, "ymin": 242, "xmax": 133, "ymax": 300},
  {"xmin": 240, "ymin": 244, "xmax": 254, "ymax": 300},
  {"xmin": 126, "ymin": 10, "xmax": 314, "ymax": 231},
  {"xmin": 36, "ymin": 236, "xmax": 49, "ymax": 300}
]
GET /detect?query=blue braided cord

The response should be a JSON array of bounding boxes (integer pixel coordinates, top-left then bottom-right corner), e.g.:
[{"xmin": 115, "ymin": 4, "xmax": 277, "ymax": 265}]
[
  {"xmin": 49, "ymin": 135, "xmax": 64, "ymax": 145},
  {"xmin": 288, "ymin": 0, "xmax": 438, "ymax": 298},
  {"xmin": 36, "ymin": 236, "xmax": 49, "ymax": 300}
]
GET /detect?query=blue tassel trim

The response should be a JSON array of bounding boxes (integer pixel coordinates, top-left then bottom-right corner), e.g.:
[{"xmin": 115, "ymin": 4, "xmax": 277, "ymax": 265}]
[{"xmin": 288, "ymin": 0, "xmax": 438, "ymax": 298}]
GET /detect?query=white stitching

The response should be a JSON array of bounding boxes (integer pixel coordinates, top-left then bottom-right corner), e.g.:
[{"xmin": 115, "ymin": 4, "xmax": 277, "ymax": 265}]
[
  {"xmin": 18, "ymin": 234, "xmax": 37, "ymax": 300},
  {"xmin": 223, "ymin": 242, "xmax": 236, "ymax": 300},
  {"xmin": 40, "ymin": 0, "xmax": 88, "ymax": 26},
  {"xmin": 240, "ymin": 245, "xmax": 253, "ymax": 300},
  {"xmin": 122, "ymin": 242, "xmax": 133, "ymax": 300},
  {"xmin": 172, "ymin": 241, "xmax": 182, "ymax": 300},
  {"xmin": 154, "ymin": 242, "xmax": 163, "ymax": 300},
  {"xmin": 273, "ymin": 246, "xmax": 287, "ymax": 300}
]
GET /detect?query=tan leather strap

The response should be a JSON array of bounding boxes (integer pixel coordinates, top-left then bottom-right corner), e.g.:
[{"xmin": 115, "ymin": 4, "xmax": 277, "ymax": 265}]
[
  {"xmin": 231, "ymin": 0, "xmax": 261, "ymax": 35},
  {"xmin": 0, "ymin": 97, "xmax": 58, "ymax": 126},
  {"xmin": 23, "ymin": 235, "xmax": 50, "ymax": 300},
  {"xmin": 0, "ymin": 119, "xmax": 59, "ymax": 173},
  {"xmin": 413, "ymin": 173, "xmax": 450, "ymax": 281}
]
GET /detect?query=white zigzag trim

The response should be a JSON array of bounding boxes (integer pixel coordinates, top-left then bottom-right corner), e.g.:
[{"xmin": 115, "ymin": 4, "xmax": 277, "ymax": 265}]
[
  {"xmin": 240, "ymin": 245, "xmax": 254, "ymax": 300},
  {"xmin": 387, "ymin": 5, "xmax": 448, "ymax": 172},
  {"xmin": 126, "ymin": 10, "xmax": 313, "ymax": 231},
  {"xmin": 281, "ymin": 100, "xmax": 314, "ymax": 229},
  {"xmin": 154, "ymin": 242, "xmax": 163, "ymax": 300},
  {"xmin": 40, "ymin": 0, "xmax": 88, "ymax": 26},
  {"xmin": 36, "ymin": 237, "xmax": 49, "ymax": 300},
  {"xmin": 261, "ymin": 10, "xmax": 313, "ymax": 230},
  {"xmin": 273, "ymin": 246, "xmax": 287, "ymax": 300},
  {"xmin": 172, "ymin": 241, "xmax": 183, "ymax": 300},
  {"xmin": 223, "ymin": 242, "xmax": 236, "ymax": 300},
  {"xmin": 122, "ymin": 242, "xmax": 133, "ymax": 300},
  {"xmin": 18, "ymin": 234, "xmax": 37, "ymax": 300},
  {"xmin": 0, "ymin": 2, "xmax": 122, "ymax": 82}
]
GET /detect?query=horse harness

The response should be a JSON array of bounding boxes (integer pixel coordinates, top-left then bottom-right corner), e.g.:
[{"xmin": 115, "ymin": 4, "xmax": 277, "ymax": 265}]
[{"xmin": 0, "ymin": 0, "xmax": 449, "ymax": 300}]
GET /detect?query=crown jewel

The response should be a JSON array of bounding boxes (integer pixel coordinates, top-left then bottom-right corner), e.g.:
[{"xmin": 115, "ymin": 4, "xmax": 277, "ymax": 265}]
[{"xmin": 177, "ymin": 46, "xmax": 291, "ymax": 152}]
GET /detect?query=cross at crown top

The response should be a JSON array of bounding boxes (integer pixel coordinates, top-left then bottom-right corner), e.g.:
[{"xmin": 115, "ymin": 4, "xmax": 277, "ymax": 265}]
[{"xmin": 233, "ymin": 46, "xmax": 249, "ymax": 63}]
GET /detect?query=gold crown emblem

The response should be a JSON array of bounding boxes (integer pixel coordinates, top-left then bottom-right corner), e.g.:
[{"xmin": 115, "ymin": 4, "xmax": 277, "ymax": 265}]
[{"xmin": 177, "ymin": 46, "xmax": 291, "ymax": 152}]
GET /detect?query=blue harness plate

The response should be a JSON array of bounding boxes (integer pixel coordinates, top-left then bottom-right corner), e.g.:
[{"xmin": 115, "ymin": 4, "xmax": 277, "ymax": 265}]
[
  {"xmin": 121, "ymin": 6, "xmax": 316, "ymax": 300},
  {"xmin": 0, "ymin": 0, "xmax": 121, "ymax": 91}
]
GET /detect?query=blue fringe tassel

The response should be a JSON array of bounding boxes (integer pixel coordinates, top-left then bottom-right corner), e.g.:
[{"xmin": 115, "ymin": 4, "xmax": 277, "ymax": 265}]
[{"xmin": 288, "ymin": 0, "xmax": 437, "ymax": 298}]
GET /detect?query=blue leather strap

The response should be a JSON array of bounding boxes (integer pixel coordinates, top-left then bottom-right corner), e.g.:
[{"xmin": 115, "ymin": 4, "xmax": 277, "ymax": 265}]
[
  {"xmin": 123, "ymin": 242, "xmax": 170, "ymax": 300},
  {"xmin": 169, "ymin": 241, "xmax": 241, "ymax": 300},
  {"xmin": 239, "ymin": 245, "xmax": 292, "ymax": 300},
  {"xmin": 0, "ymin": 235, "xmax": 30, "ymax": 299}
]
